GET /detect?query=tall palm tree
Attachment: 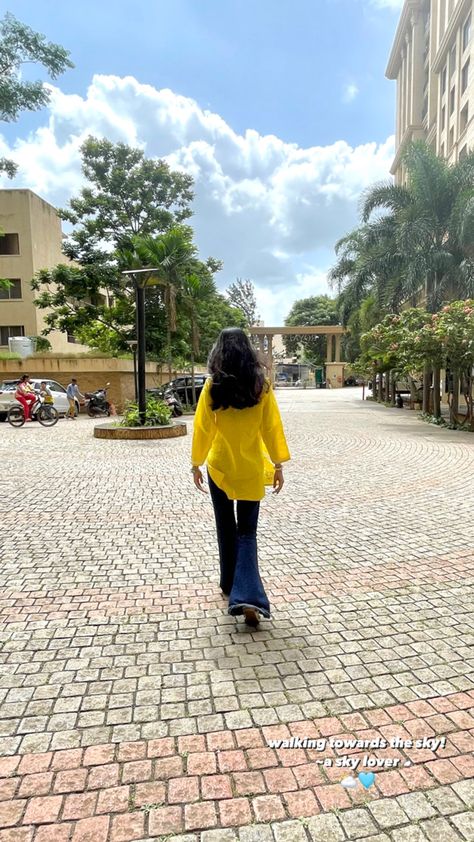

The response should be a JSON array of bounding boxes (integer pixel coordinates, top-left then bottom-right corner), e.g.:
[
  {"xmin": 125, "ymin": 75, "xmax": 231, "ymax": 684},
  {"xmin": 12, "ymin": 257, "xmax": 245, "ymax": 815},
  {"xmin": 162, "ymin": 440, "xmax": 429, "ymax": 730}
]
[
  {"xmin": 181, "ymin": 269, "xmax": 216, "ymax": 404},
  {"xmin": 357, "ymin": 141, "xmax": 474, "ymax": 415},
  {"xmin": 134, "ymin": 227, "xmax": 197, "ymax": 379}
]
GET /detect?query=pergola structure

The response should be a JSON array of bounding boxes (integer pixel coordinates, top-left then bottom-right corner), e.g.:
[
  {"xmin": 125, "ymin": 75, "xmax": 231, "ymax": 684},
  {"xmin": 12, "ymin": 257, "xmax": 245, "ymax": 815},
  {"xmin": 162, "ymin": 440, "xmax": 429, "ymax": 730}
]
[{"xmin": 249, "ymin": 325, "xmax": 347, "ymax": 388}]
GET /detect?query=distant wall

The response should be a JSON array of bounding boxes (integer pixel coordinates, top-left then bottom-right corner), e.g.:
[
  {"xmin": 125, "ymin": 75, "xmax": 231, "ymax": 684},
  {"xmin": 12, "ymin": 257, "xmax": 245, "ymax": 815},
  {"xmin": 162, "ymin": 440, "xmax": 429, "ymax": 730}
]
[{"xmin": 0, "ymin": 357, "xmax": 206, "ymax": 411}]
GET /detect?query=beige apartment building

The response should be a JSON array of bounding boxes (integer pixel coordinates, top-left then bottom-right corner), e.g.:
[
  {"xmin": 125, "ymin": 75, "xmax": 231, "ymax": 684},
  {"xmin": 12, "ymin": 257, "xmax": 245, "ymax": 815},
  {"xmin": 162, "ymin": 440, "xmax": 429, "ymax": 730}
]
[
  {"xmin": 387, "ymin": 0, "xmax": 473, "ymax": 183},
  {"xmin": 0, "ymin": 189, "xmax": 88, "ymax": 353}
]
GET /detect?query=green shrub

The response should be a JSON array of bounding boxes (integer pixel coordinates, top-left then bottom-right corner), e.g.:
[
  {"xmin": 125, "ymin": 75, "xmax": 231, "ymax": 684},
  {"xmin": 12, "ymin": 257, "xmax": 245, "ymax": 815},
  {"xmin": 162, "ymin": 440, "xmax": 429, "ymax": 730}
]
[
  {"xmin": 121, "ymin": 396, "xmax": 172, "ymax": 427},
  {"xmin": 0, "ymin": 351, "xmax": 21, "ymax": 360}
]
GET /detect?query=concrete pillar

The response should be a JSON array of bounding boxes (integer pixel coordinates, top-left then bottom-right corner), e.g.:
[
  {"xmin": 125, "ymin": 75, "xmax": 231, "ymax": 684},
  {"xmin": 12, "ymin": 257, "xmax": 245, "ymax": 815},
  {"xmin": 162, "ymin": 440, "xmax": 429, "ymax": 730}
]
[
  {"xmin": 406, "ymin": 32, "xmax": 412, "ymax": 128},
  {"xmin": 400, "ymin": 49, "xmax": 406, "ymax": 137},
  {"xmin": 396, "ymin": 68, "xmax": 402, "ymax": 146},
  {"xmin": 411, "ymin": 10, "xmax": 425, "ymax": 123},
  {"xmin": 335, "ymin": 334, "xmax": 341, "ymax": 364},
  {"xmin": 325, "ymin": 362, "xmax": 345, "ymax": 389},
  {"xmin": 266, "ymin": 333, "xmax": 274, "ymax": 383},
  {"xmin": 405, "ymin": 34, "xmax": 411, "ymax": 131},
  {"xmin": 326, "ymin": 334, "xmax": 333, "ymax": 363}
]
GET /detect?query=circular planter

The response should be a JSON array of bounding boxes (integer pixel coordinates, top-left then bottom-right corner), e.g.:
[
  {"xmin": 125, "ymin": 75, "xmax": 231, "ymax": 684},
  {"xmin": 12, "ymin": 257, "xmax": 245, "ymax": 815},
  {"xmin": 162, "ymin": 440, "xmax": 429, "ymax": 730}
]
[{"xmin": 94, "ymin": 422, "xmax": 187, "ymax": 440}]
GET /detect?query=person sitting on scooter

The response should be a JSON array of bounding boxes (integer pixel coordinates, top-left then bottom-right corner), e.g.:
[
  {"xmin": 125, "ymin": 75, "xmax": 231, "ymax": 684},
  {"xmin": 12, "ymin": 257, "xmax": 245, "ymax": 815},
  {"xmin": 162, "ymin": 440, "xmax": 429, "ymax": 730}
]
[
  {"xmin": 15, "ymin": 375, "xmax": 36, "ymax": 422},
  {"xmin": 66, "ymin": 378, "xmax": 84, "ymax": 419}
]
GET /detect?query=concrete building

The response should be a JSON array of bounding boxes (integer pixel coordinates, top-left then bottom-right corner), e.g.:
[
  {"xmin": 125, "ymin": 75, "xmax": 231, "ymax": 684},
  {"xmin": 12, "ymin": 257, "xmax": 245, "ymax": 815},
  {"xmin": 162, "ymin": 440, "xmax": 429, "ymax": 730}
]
[
  {"xmin": 387, "ymin": 0, "xmax": 473, "ymax": 183},
  {"xmin": 0, "ymin": 189, "xmax": 88, "ymax": 353}
]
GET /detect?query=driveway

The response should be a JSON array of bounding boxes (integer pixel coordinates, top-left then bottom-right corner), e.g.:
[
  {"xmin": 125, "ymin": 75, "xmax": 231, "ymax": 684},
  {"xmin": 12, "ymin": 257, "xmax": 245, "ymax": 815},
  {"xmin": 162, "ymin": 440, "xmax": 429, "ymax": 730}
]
[{"xmin": 0, "ymin": 389, "xmax": 473, "ymax": 840}]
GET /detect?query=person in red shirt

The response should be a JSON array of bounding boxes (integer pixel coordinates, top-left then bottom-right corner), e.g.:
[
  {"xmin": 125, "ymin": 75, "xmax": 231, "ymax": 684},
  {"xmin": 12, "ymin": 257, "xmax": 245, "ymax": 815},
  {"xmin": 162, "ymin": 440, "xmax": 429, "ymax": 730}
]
[{"xmin": 15, "ymin": 375, "xmax": 36, "ymax": 422}]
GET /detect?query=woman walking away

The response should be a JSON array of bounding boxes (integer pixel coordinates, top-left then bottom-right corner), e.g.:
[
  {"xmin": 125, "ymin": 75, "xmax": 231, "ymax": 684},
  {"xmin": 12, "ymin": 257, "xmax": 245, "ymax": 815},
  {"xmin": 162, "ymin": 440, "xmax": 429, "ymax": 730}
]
[{"xmin": 191, "ymin": 328, "xmax": 290, "ymax": 627}]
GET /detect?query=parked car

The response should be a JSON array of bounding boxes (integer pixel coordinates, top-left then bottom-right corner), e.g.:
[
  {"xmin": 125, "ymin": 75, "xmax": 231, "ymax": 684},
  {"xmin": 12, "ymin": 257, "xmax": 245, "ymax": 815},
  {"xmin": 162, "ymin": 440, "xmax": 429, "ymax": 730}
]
[
  {"xmin": 147, "ymin": 375, "xmax": 208, "ymax": 406},
  {"xmin": 0, "ymin": 379, "xmax": 79, "ymax": 421}
]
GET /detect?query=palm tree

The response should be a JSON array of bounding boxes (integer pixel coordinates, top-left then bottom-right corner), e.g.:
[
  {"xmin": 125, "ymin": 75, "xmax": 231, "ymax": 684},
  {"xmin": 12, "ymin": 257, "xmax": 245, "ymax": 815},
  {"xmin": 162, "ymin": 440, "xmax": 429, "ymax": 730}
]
[
  {"xmin": 134, "ymin": 227, "xmax": 197, "ymax": 379},
  {"xmin": 181, "ymin": 269, "xmax": 216, "ymax": 404},
  {"xmin": 359, "ymin": 141, "xmax": 474, "ymax": 415}
]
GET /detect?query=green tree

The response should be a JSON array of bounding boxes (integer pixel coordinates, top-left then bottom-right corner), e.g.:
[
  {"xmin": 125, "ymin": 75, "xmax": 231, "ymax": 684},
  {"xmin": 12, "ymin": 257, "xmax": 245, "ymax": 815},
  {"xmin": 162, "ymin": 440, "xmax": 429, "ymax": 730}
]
[
  {"xmin": 330, "ymin": 141, "xmax": 474, "ymax": 413},
  {"xmin": 196, "ymin": 294, "xmax": 247, "ymax": 360},
  {"xmin": 283, "ymin": 295, "xmax": 339, "ymax": 364},
  {"xmin": 60, "ymin": 136, "xmax": 194, "ymax": 250},
  {"xmin": 226, "ymin": 278, "xmax": 259, "ymax": 326},
  {"xmin": 181, "ymin": 271, "xmax": 215, "ymax": 403},
  {"xmin": 132, "ymin": 227, "xmax": 198, "ymax": 379},
  {"xmin": 0, "ymin": 13, "xmax": 73, "ymax": 177},
  {"xmin": 31, "ymin": 246, "xmax": 134, "ymax": 349},
  {"xmin": 361, "ymin": 142, "xmax": 474, "ymax": 412},
  {"xmin": 344, "ymin": 294, "xmax": 383, "ymax": 363},
  {"xmin": 434, "ymin": 300, "xmax": 474, "ymax": 425},
  {"xmin": 32, "ymin": 138, "xmax": 195, "ymax": 356}
]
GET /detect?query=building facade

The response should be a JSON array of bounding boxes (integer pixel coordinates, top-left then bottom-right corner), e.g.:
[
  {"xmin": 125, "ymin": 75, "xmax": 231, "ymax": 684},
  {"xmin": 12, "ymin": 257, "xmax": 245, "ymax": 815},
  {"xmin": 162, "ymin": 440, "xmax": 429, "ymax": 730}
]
[
  {"xmin": 0, "ymin": 189, "xmax": 88, "ymax": 353},
  {"xmin": 387, "ymin": 0, "xmax": 473, "ymax": 183}
]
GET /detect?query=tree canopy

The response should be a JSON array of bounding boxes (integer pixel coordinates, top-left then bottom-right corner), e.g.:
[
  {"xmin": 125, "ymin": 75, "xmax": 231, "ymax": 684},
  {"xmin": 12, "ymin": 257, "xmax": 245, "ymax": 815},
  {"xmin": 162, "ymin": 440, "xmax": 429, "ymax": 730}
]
[
  {"xmin": 226, "ymin": 278, "xmax": 259, "ymax": 327},
  {"xmin": 0, "ymin": 13, "xmax": 73, "ymax": 177},
  {"xmin": 60, "ymin": 136, "xmax": 194, "ymax": 250},
  {"xmin": 283, "ymin": 295, "xmax": 339, "ymax": 363}
]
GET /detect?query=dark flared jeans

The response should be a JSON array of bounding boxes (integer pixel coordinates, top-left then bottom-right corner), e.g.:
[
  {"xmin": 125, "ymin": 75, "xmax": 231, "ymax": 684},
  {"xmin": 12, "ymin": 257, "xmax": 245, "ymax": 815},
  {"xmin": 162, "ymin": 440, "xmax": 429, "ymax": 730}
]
[{"xmin": 208, "ymin": 473, "xmax": 270, "ymax": 617}]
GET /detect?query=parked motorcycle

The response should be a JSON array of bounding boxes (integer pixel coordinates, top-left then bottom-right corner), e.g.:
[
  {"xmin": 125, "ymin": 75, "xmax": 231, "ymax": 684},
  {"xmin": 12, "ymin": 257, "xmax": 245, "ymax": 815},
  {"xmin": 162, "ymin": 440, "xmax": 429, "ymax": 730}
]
[
  {"xmin": 164, "ymin": 388, "xmax": 183, "ymax": 418},
  {"xmin": 85, "ymin": 383, "xmax": 111, "ymax": 417}
]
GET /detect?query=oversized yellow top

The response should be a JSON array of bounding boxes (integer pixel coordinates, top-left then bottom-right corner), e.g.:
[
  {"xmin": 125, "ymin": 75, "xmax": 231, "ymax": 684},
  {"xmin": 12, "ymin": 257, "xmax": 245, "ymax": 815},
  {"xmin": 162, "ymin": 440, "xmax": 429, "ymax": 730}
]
[{"xmin": 191, "ymin": 378, "xmax": 290, "ymax": 501}]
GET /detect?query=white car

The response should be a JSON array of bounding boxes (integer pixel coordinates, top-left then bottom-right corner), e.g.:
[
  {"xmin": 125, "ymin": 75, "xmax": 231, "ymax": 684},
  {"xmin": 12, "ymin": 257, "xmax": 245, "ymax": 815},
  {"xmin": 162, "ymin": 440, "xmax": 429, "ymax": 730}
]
[{"xmin": 0, "ymin": 379, "xmax": 79, "ymax": 421}]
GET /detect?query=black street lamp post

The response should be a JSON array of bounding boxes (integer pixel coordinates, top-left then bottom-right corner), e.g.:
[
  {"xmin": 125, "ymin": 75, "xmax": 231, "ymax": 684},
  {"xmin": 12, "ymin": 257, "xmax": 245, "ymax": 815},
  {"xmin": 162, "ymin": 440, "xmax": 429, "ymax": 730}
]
[{"xmin": 125, "ymin": 339, "xmax": 138, "ymax": 403}]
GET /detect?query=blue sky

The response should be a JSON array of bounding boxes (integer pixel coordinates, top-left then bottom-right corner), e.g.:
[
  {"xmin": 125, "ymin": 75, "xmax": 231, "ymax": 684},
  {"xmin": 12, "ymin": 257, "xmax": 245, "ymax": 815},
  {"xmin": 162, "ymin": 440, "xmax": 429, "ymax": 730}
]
[{"xmin": 2, "ymin": 0, "xmax": 403, "ymax": 322}]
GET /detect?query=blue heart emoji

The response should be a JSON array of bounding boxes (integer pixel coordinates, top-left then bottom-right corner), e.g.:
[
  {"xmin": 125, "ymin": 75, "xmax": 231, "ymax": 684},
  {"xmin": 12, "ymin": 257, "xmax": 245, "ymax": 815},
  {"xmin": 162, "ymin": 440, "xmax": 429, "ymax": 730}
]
[{"xmin": 358, "ymin": 771, "xmax": 376, "ymax": 789}]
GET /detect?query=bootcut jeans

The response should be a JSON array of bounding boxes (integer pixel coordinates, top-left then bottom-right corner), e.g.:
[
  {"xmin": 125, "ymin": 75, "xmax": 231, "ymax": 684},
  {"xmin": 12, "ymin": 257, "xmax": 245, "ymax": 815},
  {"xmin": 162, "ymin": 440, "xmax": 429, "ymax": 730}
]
[{"xmin": 208, "ymin": 472, "xmax": 270, "ymax": 618}]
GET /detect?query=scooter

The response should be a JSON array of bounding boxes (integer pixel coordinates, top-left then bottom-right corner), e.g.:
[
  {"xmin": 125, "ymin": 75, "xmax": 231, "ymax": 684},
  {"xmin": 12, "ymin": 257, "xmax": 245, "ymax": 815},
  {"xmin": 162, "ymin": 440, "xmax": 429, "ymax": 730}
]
[
  {"xmin": 164, "ymin": 388, "xmax": 183, "ymax": 417},
  {"xmin": 85, "ymin": 383, "xmax": 111, "ymax": 417}
]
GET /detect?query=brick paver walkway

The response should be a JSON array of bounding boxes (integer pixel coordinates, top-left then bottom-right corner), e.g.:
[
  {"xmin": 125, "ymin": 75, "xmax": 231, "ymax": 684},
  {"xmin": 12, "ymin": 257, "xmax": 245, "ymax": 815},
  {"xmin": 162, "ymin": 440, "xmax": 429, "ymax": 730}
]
[{"xmin": 0, "ymin": 389, "xmax": 473, "ymax": 841}]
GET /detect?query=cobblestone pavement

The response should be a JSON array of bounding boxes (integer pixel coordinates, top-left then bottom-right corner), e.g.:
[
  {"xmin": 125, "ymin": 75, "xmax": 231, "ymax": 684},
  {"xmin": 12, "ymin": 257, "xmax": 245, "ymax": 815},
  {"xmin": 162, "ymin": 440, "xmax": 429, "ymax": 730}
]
[{"xmin": 0, "ymin": 389, "xmax": 473, "ymax": 841}]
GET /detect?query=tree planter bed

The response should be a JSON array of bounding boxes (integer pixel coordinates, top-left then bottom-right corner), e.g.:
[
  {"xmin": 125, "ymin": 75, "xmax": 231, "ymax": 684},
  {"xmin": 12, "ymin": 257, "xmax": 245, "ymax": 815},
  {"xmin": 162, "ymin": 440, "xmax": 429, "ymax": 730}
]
[{"xmin": 94, "ymin": 422, "xmax": 187, "ymax": 440}]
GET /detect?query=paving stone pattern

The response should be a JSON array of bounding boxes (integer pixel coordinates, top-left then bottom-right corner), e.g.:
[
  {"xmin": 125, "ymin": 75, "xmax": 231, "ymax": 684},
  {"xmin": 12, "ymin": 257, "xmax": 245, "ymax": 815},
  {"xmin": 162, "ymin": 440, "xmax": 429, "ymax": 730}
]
[{"xmin": 0, "ymin": 389, "xmax": 473, "ymax": 841}]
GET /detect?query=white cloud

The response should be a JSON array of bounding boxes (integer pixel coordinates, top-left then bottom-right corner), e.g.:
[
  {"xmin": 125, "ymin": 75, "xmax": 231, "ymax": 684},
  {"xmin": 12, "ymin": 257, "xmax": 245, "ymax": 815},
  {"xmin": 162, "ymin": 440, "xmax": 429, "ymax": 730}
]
[
  {"xmin": 0, "ymin": 74, "xmax": 395, "ymax": 323},
  {"xmin": 342, "ymin": 83, "xmax": 359, "ymax": 103}
]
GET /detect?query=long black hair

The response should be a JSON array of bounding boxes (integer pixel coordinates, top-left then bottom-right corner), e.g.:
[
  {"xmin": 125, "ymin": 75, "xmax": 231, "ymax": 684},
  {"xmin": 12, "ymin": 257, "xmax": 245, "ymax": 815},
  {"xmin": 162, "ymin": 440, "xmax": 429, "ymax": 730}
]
[{"xmin": 208, "ymin": 328, "xmax": 266, "ymax": 410}]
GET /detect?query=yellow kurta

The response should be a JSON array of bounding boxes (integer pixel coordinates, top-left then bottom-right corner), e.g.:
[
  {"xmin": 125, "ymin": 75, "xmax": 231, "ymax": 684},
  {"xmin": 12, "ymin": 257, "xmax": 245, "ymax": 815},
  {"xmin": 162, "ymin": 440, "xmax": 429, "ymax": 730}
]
[{"xmin": 191, "ymin": 379, "xmax": 291, "ymax": 501}]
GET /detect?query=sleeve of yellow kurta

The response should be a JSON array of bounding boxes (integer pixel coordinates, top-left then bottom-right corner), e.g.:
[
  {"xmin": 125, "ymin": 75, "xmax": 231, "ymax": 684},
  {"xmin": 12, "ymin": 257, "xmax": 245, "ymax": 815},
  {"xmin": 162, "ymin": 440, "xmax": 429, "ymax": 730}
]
[
  {"xmin": 191, "ymin": 379, "xmax": 217, "ymax": 465},
  {"xmin": 261, "ymin": 386, "xmax": 291, "ymax": 464}
]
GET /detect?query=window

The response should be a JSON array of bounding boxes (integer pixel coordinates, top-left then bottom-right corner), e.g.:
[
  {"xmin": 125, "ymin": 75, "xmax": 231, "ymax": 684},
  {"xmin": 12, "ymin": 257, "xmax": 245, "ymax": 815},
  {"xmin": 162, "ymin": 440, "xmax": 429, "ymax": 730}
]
[
  {"xmin": 441, "ymin": 65, "xmax": 447, "ymax": 94},
  {"xmin": 462, "ymin": 59, "xmax": 470, "ymax": 93},
  {"xmin": 450, "ymin": 44, "xmax": 456, "ymax": 77},
  {"xmin": 449, "ymin": 127, "xmax": 455, "ymax": 151},
  {"xmin": 450, "ymin": 87, "xmax": 456, "ymax": 114},
  {"xmin": 441, "ymin": 105, "xmax": 446, "ymax": 130},
  {"xmin": 440, "ymin": 142, "xmax": 445, "ymax": 158},
  {"xmin": 67, "ymin": 334, "xmax": 77, "ymax": 344},
  {"xmin": 459, "ymin": 144, "xmax": 468, "ymax": 160},
  {"xmin": 0, "ymin": 279, "xmax": 21, "ymax": 299},
  {"xmin": 0, "ymin": 326, "xmax": 24, "ymax": 345},
  {"xmin": 0, "ymin": 233, "xmax": 19, "ymax": 255},
  {"xmin": 48, "ymin": 381, "xmax": 67, "ymax": 394},
  {"xmin": 461, "ymin": 103, "xmax": 469, "ymax": 132},
  {"xmin": 463, "ymin": 14, "xmax": 471, "ymax": 52}
]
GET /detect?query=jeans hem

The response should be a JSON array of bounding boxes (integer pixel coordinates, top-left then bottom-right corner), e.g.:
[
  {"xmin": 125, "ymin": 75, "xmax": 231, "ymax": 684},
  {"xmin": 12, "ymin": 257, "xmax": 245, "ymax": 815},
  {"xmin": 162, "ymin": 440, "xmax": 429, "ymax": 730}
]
[{"xmin": 228, "ymin": 602, "xmax": 271, "ymax": 619}]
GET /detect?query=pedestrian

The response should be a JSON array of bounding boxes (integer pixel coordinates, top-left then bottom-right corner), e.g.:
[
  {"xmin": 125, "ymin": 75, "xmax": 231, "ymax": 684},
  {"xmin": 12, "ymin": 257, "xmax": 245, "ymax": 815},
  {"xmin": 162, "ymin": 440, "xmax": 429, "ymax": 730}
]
[
  {"xmin": 191, "ymin": 327, "xmax": 290, "ymax": 627},
  {"xmin": 66, "ymin": 378, "xmax": 84, "ymax": 419},
  {"xmin": 15, "ymin": 375, "xmax": 36, "ymax": 422}
]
